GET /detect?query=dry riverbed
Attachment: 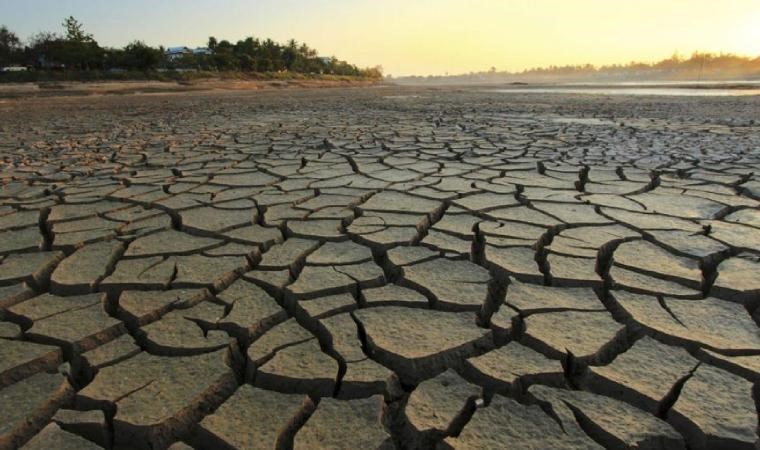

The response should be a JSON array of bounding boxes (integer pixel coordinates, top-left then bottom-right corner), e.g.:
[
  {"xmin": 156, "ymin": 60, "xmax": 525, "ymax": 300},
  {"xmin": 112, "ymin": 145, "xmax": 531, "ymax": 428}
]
[{"xmin": 0, "ymin": 87, "xmax": 759, "ymax": 449}]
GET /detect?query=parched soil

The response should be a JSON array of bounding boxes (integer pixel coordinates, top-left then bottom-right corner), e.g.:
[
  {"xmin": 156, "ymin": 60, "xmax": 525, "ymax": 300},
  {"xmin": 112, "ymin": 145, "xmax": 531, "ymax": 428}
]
[{"xmin": 0, "ymin": 87, "xmax": 759, "ymax": 450}]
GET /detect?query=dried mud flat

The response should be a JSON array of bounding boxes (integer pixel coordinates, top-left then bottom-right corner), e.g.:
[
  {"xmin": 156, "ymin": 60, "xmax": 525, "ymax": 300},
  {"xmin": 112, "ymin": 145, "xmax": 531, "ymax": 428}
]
[{"xmin": 0, "ymin": 87, "xmax": 759, "ymax": 449}]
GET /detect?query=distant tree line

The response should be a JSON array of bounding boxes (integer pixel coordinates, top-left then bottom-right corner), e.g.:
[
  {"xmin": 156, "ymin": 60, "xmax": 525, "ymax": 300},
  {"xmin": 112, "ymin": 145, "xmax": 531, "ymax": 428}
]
[
  {"xmin": 395, "ymin": 52, "xmax": 760, "ymax": 83},
  {"xmin": 0, "ymin": 17, "xmax": 383, "ymax": 78},
  {"xmin": 515, "ymin": 52, "xmax": 760, "ymax": 79}
]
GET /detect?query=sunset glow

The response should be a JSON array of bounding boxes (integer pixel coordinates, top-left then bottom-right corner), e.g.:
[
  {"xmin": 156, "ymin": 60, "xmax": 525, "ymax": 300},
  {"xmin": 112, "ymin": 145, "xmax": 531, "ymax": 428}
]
[{"xmin": 3, "ymin": 0, "xmax": 758, "ymax": 75}]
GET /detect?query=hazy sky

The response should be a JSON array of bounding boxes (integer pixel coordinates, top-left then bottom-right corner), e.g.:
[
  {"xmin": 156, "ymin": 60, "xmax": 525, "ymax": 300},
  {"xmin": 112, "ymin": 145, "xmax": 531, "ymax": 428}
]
[{"xmin": 2, "ymin": 0, "xmax": 759, "ymax": 76}]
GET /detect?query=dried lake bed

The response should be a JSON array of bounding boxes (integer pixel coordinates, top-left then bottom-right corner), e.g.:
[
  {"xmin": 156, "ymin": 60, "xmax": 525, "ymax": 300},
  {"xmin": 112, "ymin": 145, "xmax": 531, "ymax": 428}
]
[{"xmin": 1, "ymin": 86, "xmax": 759, "ymax": 449}]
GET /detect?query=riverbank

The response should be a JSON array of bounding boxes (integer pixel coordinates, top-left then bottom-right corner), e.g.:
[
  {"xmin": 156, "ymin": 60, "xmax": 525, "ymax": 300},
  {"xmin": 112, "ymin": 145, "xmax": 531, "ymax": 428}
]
[{"xmin": 0, "ymin": 75, "xmax": 386, "ymax": 99}]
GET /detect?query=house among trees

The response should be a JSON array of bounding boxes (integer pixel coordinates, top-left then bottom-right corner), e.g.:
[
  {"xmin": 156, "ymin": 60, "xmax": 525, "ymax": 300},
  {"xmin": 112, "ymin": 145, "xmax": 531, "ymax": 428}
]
[
  {"xmin": 1, "ymin": 16, "xmax": 382, "ymax": 78},
  {"xmin": 165, "ymin": 46, "xmax": 213, "ymax": 61}
]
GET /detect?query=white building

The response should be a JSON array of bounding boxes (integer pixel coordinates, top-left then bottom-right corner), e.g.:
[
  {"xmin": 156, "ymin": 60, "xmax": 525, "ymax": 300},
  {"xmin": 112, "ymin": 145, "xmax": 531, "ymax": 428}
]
[
  {"xmin": 193, "ymin": 47, "xmax": 213, "ymax": 56},
  {"xmin": 165, "ymin": 47, "xmax": 213, "ymax": 61},
  {"xmin": 165, "ymin": 47, "xmax": 191, "ymax": 61}
]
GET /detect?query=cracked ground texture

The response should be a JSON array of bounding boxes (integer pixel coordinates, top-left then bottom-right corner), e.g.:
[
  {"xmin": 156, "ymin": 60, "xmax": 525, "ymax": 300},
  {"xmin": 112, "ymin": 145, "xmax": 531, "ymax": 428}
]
[{"xmin": 0, "ymin": 87, "xmax": 759, "ymax": 450}]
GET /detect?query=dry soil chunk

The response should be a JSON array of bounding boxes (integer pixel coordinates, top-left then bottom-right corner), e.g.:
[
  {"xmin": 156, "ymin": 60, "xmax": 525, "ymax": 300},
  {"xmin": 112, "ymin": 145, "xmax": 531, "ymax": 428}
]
[
  {"xmin": 549, "ymin": 253, "xmax": 603, "ymax": 285},
  {"xmin": 298, "ymin": 293, "xmax": 357, "ymax": 319},
  {"xmin": 668, "ymin": 364, "xmax": 758, "ymax": 450},
  {"xmin": 385, "ymin": 245, "xmax": 438, "ymax": 267},
  {"xmin": 484, "ymin": 245, "xmax": 543, "ymax": 281},
  {"xmin": 354, "ymin": 307, "xmax": 491, "ymax": 383},
  {"xmin": 360, "ymin": 191, "xmax": 442, "ymax": 215},
  {"xmin": 613, "ymin": 291, "xmax": 760, "ymax": 353},
  {"xmin": 614, "ymin": 240, "xmax": 702, "ymax": 288},
  {"xmin": 629, "ymin": 192, "xmax": 726, "ymax": 219},
  {"xmin": 453, "ymin": 192, "xmax": 519, "ymax": 211},
  {"xmin": 137, "ymin": 300, "xmax": 231, "ymax": 355},
  {"xmin": 288, "ymin": 262, "xmax": 384, "ymax": 299},
  {"xmin": 254, "ymin": 339, "xmax": 339, "ymax": 398},
  {"xmin": 50, "ymin": 407, "xmax": 109, "ymax": 447},
  {"xmin": 712, "ymin": 253, "xmax": 760, "ymax": 305},
  {"xmin": 258, "ymin": 238, "xmax": 320, "ymax": 270},
  {"xmin": 0, "ymin": 227, "xmax": 42, "ymax": 255},
  {"xmin": 11, "ymin": 293, "xmax": 124, "ymax": 355},
  {"xmin": 505, "ymin": 279, "xmax": 605, "ymax": 314},
  {"xmin": 80, "ymin": 334, "xmax": 141, "ymax": 369},
  {"xmin": 464, "ymin": 341, "xmax": 563, "ymax": 392},
  {"xmin": 0, "ymin": 282, "xmax": 36, "ymax": 309},
  {"xmin": 125, "ymin": 229, "xmax": 221, "ymax": 257},
  {"xmin": 321, "ymin": 313, "xmax": 397, "ymax": 398},
  {"xmin": 21, "ymin": 423, "xmax": 102, "ymax": 450},
  {"xmin": 76, "ymin": 349, "xmax": 237, "ymax": 450},
  {"xmin": 247, "ymin": 318, "xmax": 315, "ymax": 367},
  {"xmin": 244, "ymin": 268, "xmax": 292, "ymax": 290},
  {"xmin": 362, "ymin": 284, "xmax": 429, "ymax": 307},
  {"xmin": 226, "ymin": 224, "xmax": 283, "ymax": 248},
  {"xmin": 181, "ymin": 206, "xmax": 254, "ymax": 234},
  {"xmin": 0, "ymin": 339, "xmax": 62, "ymax": 388},
  {"xmin": 548, "ymin": 225, "xmax": 638, "ymax": 258},
  {"xmin": 402, "ymin": 258, "xmax": 491, "ymax": 310},
  {"xmin": 0, "ymin": 251, "xmax": 63, "ymax": 288},
  {"xmin": 172, "ymin": 254, "xmax": 248, "ymax": 289},
  {"xmin": 584, "ymin": 336, "xmax": 699, "ymax": 412},
  {"xmin": 533, "ymin": 202, "xmax": 610, "ymax": 224},
  {"xmin": 530, "ymin": 385, "xmax": 685, "ymax": 450},
  {"xmin": 647, "ymin": 229, "xmax": 728, "ymax": 258},
  {"xmin": 117, "ymin": 288, "xmax": 208, "ymax": 326},
  {"xmin": 610, "ymin": 265, "xmax": 701, "ymax": 297},
  {"xmin": 523, "ymin": 310, "xmax": 627, "ymax": 364},
  {"xmin": 286, "ymin": 219, "xmax": 345, "ymax": 241},
  {"xmin": 50, "ymin": 241, "xmax": 124, "ymax": 294},
  {"xmin": 294, "ymin": 395, "xmax": 391, "ymax": 450},
  {"xmin": 101, "ymin": 256, "xmax": 176, "ymax": 291},
  {"xmin": 0, "ymin": 372, "xmax": 74, "ymax": 449},
  {"xmin": 444, "ymin": 394, "xmax": 599, "ymax": 449},
  {"xmin": 404, "ymin": 369, "xmax": 480, "ymax": 435},
  {"xmin": 306, "ymin": 241, "xmax": 373, "ymax": 265},
  {"xmin": 216, "ymin": 279, "xmax": 286, "ymax": 341},
  {"xmin": 0, "ymin": 320, "xmax": 22, "ymax": 338},
  {"xmin": 196, "ymin": 385, "xmax": 308, "ymax": 450}
]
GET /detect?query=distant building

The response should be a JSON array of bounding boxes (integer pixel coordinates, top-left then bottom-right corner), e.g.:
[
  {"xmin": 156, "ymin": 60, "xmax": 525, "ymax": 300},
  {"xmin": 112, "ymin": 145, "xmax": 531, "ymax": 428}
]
[
  {"xmin": 318, "ymin": 56, "xmax": 333, "ymax": 65},
  {"xmin": 165, "ymin": 46, "xmax": 214, "ymax": 61},
  {"xmin": 35, "ymin": 55, "xmax": 65, "ymax": 70},
  {"xmin": 165, "ymin": 47, "xmax": 192, "ymax": 61},
  {"xmin": 193, "ymin": 47, "xmax": 213, "ymax": 56}
]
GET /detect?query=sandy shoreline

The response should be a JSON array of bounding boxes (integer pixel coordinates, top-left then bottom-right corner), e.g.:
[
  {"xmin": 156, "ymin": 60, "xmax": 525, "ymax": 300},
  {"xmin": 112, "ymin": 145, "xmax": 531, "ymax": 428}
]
[{"xmin": 0, "ymin": 78, "xmax": 386, "ymax": 99}]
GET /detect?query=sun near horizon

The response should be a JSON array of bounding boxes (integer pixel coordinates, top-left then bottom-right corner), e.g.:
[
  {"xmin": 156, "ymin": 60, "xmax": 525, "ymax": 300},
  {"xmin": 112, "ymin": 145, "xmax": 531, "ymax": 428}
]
[{"xmin": 2, "ymin": 0, "xmax": 759, "ymax": 76}]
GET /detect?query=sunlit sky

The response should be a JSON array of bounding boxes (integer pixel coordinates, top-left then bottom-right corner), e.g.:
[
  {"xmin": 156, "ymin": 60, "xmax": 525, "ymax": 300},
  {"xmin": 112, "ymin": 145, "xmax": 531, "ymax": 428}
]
[{"xmin": 2, "ymin": 0, "xmax": 759, "ymax": 76}]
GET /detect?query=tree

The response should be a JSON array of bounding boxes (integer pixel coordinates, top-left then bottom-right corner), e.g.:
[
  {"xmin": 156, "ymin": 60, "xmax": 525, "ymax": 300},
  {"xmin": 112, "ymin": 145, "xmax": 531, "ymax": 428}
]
[
  {"xmin": 0, "ymin": 26, "xmax": 21, "ymax": 51},
  {"xmin": 366, "ymin": 65, "xmax": 383, "ymax": 79},
  {"xmin": 237, "ymin": 53, "xmax": 254, "ymax": 70},
  {"xmin": 63, "ymin": 16, "xmax": 94, "ymax": 43},
  {"xmin": 55, "ymin": 16, "xmax": 102, "ymax": 70},
  {"xmin": 27, "ymin": 31, "xmax": 63, "ymax": 68},
  {"xmin": 282, "ymin": 39, "xmax": 299, "ymax": 69},
  {"xmin": 121, "ymin": 41, "xmax": 163, "ymax": 70},
  {"xmin": 0, "ymin": 25, "xmax": 22, "ymax": 65},
  {"xmin": 6, "ymin": 18, "xmax": 380, "ymax": 77}
]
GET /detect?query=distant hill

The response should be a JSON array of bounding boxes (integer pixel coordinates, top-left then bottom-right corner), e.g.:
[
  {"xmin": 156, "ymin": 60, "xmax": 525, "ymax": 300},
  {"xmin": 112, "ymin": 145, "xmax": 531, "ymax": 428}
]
[{"xmin": 394, "ymin": 52, "xmax": 760, "ymax": 84}]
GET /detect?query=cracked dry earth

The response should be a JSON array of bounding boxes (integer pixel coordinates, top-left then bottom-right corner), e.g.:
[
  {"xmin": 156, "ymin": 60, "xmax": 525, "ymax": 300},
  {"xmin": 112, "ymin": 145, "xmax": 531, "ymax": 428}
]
[{"xmin": 0, "ymin": 87, "xmax": 759, "ymax": 450}]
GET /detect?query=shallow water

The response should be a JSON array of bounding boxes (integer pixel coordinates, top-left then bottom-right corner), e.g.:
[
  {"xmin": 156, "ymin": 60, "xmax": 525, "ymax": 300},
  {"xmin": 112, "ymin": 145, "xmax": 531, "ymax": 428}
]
[{"xmin": 487, "ymin": 86, "xmax": 760, "ymax": 96}]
